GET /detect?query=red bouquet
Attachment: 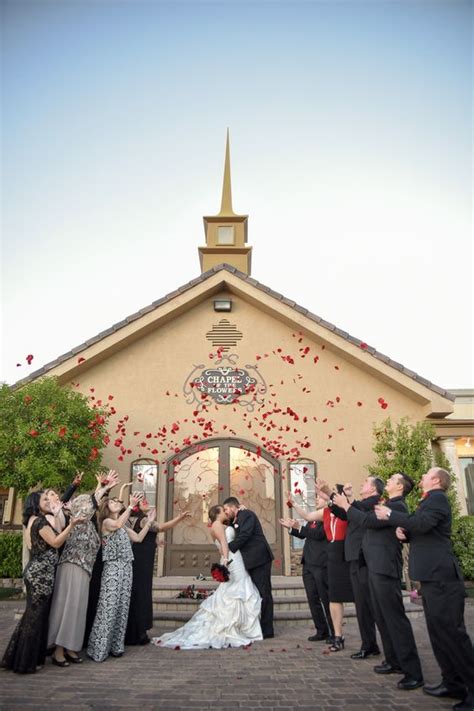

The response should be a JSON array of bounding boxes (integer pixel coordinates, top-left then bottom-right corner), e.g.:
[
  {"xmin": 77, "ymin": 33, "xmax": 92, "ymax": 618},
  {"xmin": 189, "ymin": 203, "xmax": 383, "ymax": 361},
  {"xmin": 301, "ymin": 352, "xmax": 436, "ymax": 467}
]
[{"xmin": 211, "ymin": 563, "xmax": 230, "ymax": 583}]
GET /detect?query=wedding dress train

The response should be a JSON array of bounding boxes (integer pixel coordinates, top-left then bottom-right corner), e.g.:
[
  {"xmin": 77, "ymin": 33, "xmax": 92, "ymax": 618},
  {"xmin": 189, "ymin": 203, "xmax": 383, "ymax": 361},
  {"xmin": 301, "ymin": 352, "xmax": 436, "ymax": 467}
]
[{"xmin": 152, "ymin": 527, "xmax": 263, "ymax": 649}]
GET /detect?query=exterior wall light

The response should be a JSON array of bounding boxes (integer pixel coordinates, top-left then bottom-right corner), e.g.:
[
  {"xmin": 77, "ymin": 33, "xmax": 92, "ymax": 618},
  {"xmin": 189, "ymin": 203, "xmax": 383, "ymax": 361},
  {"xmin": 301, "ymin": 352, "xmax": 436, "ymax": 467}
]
[{"xmin": 214, "ymin": 299, "xmax": 232, "ymax": 312}]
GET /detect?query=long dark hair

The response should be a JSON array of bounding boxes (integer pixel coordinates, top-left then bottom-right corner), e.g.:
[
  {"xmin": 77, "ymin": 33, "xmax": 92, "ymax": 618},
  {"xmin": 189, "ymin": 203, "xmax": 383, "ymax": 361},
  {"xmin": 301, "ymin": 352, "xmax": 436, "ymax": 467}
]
[
  {"xmin": 22, "ymin": 491, "xmax": 44, "ymax": 526},
  {"xmin": 208, "ymin": 505, "xmax": 223, "ymax": 523}
]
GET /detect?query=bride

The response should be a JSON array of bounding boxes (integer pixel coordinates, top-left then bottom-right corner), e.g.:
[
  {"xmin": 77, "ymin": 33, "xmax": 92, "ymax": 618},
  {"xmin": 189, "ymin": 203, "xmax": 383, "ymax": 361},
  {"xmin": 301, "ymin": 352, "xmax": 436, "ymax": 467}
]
[{"xmin": 152, "ymin": 505, "xmax": 263, "ymax": 649}]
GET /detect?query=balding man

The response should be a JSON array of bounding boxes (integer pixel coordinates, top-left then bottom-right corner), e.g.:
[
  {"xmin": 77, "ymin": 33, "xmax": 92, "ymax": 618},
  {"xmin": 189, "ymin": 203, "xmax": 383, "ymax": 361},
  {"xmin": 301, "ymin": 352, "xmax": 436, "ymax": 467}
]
[{"xmin": 375, "ymin": 467, "xmax": 474, "ymax": 711}]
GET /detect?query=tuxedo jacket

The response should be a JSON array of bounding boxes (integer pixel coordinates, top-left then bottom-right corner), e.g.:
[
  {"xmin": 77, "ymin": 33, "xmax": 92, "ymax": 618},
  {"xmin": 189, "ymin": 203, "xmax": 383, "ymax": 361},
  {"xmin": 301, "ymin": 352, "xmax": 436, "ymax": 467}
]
[
  {"xmin": 290, "ymin": 521, "xmax": 328, "ymax": 567},
  {"xmin": 228, "ymin": 509, "xmax": 274, "ymax": 571},
  {"xmin": 347, "ymin": 496, "xmax": 407, "ymax": 579},
  {"xmin": 331, "ymin": 495, "xmax": 380, "ymax": 562},
  {"xmin": 385, "ymin": 489, "xmax": 462, "ymax": 582}
]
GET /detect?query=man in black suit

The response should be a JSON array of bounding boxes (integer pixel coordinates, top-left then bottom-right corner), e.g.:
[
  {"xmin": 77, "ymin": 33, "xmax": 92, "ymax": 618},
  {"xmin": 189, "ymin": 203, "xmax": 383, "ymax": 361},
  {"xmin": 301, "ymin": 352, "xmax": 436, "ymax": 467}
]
[
  {"xmin": 334, "ymin": 471, "xmax": 424, "ymax": 691},
  {"xmin": 280, "ymin": 511, "xmax": 334, "ymax": 642},
  {"xmin": 330, "ymin": 477, "xmax": 383, "ymax": 659},
  {"xmin": 223, "ymin": 497, "xmax": 275, "ymax": 639},
  {"xmin": 375, "ymin": 467, "xmax": 474, "ymax": 710}
]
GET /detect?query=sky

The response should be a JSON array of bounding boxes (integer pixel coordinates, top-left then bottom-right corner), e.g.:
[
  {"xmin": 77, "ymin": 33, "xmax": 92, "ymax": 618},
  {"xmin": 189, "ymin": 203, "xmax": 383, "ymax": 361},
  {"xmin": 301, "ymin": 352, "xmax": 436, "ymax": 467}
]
[{"xmin": 1, "ymin": 0, "xmax": 472, "ymax": 389}]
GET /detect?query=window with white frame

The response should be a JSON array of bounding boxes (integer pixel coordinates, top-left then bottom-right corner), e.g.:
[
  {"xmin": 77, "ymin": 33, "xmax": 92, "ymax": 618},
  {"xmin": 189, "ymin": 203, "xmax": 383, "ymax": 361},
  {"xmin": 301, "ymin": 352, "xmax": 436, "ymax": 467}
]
[{"xmin": 289, "ymin": 460, "xmax": 317, "ymax": 549}]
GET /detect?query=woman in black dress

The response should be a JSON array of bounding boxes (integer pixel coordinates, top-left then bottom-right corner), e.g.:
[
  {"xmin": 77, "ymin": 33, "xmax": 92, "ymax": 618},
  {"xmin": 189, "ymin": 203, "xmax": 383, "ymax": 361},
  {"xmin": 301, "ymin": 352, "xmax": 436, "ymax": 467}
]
[
  {"xmin": 125, "ymin": 498, "xmax": 190, "ymax": 645},
  {"xmin": 1, "ymin": 491, "xmax": 83, "ymax": 673}
]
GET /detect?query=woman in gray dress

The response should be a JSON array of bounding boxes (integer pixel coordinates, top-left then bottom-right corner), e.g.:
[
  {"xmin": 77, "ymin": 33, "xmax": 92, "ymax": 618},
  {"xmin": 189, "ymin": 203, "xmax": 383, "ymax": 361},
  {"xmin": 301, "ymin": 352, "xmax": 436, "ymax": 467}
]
[{"xmin": 87, "ymin": 494, "xmax": 154, "ymax": 662}]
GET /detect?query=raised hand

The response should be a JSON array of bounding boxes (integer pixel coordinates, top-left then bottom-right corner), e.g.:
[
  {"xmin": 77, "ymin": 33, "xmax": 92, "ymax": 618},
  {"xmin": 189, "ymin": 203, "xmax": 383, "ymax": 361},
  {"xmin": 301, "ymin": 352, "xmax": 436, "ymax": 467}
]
[
  {"xmin": 332, "ymin": 492, "xmax": 349, "ymax": 510},
  {"xmin": 72, "ymin": 472, "xmax": 83, "ymax": 487},
  {"xmin": 279, "ymin": 517, "xmax": 297, "ymax": 530},
  {"xmin": 130, "ymin": 492, "xmax": 144, "ymax": 508},
  {"xmin": 50, "ymin": 501, "xmax": 64, "ymax": 517},
  {"xmin": 374, "ymin": 504, "xmax": 391, "ymax": 520},
  {"xmin": 104, "ymin": 470, "xmax": 119, "ymax": 489},
  {"xmin": 146, "ymin": 509, "xmax": 157, "ymax": 525},
  {"xmin": 70, "ymin": 515, "xmax": 87, "ymax": 527}
]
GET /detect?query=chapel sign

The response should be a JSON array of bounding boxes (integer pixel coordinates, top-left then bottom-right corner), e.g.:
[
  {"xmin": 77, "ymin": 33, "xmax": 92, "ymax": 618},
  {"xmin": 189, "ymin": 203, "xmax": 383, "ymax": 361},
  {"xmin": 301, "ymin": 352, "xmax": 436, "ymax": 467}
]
[{"xmin": 193, "ymin": 367, "xmax": 257, "ymax": 404}]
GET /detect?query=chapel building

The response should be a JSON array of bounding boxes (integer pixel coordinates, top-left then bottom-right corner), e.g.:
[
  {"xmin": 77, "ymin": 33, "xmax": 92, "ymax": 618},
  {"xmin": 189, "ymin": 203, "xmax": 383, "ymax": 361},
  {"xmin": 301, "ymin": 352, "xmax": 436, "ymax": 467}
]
[{"xmin": 2, "ymin": 135, "xmax": 473, "ymax": 577}]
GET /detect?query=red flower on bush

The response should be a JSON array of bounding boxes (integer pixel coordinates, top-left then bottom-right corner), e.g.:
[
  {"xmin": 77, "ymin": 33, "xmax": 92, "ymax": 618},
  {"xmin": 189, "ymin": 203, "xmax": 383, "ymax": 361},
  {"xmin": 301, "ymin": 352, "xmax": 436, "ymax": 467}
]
[{"xmin": 29, "ymin": 429, "xmax": 39, "ymax": 437}]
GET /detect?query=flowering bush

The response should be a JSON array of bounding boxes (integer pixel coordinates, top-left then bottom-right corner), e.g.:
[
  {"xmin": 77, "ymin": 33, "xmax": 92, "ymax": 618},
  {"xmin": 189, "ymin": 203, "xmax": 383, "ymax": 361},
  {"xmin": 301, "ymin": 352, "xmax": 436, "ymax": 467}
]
[{"xmin": 0, "ymin": 378, "xmax": 111, "ymax": 495}]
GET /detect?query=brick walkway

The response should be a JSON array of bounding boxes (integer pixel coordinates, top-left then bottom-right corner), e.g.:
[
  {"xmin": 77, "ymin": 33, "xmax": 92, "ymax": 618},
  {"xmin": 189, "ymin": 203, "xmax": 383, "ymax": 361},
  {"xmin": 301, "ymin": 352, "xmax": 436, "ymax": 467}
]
[{"xmin": 0, "ymin": 599, "xmax": 472, "ymax": 710}]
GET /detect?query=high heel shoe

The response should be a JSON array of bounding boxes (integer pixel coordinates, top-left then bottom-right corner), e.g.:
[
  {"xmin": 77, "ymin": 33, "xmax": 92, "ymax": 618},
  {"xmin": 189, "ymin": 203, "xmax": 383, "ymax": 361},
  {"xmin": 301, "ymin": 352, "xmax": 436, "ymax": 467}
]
[
  {"xmin": 64, "ymin": 652, "xmax": 82, "ymax": 664},
  {"xmin": 328, "ymin": 636, "xmax": 345, "ymax": 652},
  {"xmin": 51, "ymin": 656, "xmax": 70, "ymax": 667}
]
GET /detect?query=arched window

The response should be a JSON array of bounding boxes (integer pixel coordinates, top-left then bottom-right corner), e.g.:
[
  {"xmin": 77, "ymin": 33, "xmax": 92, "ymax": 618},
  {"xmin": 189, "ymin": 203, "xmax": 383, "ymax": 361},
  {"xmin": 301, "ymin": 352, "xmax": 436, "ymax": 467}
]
[
  {"xmin": 130, "ymin": 458, "xmax": 158, "ymax": 507},
  {"xmin": 289, "ymin": 459, "xmax": 317, "ymax": 550}
]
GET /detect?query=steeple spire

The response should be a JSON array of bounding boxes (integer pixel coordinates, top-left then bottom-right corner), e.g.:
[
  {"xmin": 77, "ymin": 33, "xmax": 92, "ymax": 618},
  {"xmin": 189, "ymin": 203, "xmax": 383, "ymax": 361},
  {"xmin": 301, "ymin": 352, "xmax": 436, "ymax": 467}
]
[
  {"xmin": 199, "ymin": 132, "xmax": 252, "ymax": 275},
  {"xmin": 218, "ymin": 129, "xmax": 236, "ymax": 217}
]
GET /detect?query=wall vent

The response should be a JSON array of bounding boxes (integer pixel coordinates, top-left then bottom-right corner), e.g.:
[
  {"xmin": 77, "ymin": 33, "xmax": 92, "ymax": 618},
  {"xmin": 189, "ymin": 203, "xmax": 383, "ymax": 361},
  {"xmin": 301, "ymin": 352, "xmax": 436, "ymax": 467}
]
[{"xmin": 206, "ymin": 319, "xmax": 243, "ymax": 352}]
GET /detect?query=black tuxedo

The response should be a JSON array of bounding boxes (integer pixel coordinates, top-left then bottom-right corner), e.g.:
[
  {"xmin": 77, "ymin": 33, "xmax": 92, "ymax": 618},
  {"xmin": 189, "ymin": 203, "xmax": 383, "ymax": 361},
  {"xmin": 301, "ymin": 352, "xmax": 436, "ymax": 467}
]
[
  {"xmin": 332, "ymin": 495, "xmax": 380, "ymax": 651},
  {"xmin": 291, "ymin": 522, "xmax": 333, "ymax": 636},
  {"xmin": 383, "ymin": 489, "xmax": 474, "ymax": 693},
  {"xmin": 228, "ymin": 509, "xmax": 274, "ymax": 637},
  {"xmin": 347, "ymin": 497, "xmax": 422, "ymax": 680}
]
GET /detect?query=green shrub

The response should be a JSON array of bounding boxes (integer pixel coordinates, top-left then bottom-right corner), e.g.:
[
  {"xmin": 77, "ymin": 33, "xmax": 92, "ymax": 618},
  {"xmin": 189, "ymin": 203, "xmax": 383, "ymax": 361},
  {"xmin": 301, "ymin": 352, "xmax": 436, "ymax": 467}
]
[
  {"xmin": 0, "ymin": 532, "xmax": 23, "ymax": 578},
  {"xmin": 452, "ymin": 516, "xmax": 474, "ymax": 581}
]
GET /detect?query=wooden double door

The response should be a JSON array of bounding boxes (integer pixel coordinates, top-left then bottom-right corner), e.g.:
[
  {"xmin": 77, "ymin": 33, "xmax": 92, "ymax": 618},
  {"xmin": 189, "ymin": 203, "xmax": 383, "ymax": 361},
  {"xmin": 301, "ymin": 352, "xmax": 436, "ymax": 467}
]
[{"xmin": 165, "ymin": 438, "xmax": 283, "ymax": 576}]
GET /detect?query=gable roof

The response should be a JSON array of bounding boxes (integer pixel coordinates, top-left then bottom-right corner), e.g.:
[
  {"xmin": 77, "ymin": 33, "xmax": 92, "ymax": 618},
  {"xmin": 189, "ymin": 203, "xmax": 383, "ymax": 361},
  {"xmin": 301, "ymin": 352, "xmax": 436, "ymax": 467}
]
[{"xmin": 15, "ymin": 263, "xmax": 455, "ymax": 407}]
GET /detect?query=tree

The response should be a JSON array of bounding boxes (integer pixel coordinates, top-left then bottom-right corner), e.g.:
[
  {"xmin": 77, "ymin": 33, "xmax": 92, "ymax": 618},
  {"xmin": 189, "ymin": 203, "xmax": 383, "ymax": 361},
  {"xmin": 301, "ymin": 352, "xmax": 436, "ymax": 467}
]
[
  {"xmin": 367, "ymin": 417, "xmax": 440, "ymax": 511},
  {"xmin": 0, "ymin": 377, "xmax": 111, "ymax": 495},
  {"xmin": 366, "ymin": 417, "xmax": 474, "ymax": 581}
]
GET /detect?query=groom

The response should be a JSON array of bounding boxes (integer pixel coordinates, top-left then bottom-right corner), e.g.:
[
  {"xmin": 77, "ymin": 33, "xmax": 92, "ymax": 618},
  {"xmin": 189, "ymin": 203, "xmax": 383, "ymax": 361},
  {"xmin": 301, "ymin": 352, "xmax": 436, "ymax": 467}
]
[{"xmin": 222, "ymin": 497, "xmax": 275, "ymax": 638}]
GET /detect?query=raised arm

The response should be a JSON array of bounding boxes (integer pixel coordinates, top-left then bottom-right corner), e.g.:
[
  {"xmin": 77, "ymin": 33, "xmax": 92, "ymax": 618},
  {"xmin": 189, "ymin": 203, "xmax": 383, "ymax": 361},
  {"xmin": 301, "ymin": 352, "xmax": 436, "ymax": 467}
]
[
  {"xmin": 39, "ymin": 516, "xmax": 85, "ymax": 549},
  {"xmin": 126, "ymin": 511, "xmax": 156, "ymax": 543},
  {"xmin": 158, "ymin": 511, "xmax": 191, "ymax": 532},
  {"xmin": 94, "ymin": 470, "xmax": 120, "ymax": 505},
  {"xmin": 375, "ymin": 499, "xmax": 448, "ymax": 534},
  {"xmin": 290, "ymin": 496, "xmax": 325, "ymax": 522},
  {"xmin": 103, "ymin": 494, "xmax": 142, "ymax": 533}
]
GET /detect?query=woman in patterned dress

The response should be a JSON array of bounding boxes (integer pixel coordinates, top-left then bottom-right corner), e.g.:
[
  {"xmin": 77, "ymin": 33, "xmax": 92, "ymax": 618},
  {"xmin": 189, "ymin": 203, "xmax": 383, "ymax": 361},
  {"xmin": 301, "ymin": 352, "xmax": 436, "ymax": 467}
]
[
  {"xmin": 87, "ymin": 494, "xmax": 155, "ymax": 662},
  {"xmin": 1, "ymin": 491, "xmax": 84, "ymax": 674}
]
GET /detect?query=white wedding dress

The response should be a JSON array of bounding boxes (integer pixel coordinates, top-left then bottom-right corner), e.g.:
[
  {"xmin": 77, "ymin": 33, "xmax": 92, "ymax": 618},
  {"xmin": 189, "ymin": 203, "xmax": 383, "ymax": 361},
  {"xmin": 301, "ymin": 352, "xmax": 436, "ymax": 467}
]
[{"xmin": 152, "ymin": 527, "xmax": 263, "ymax": 649}]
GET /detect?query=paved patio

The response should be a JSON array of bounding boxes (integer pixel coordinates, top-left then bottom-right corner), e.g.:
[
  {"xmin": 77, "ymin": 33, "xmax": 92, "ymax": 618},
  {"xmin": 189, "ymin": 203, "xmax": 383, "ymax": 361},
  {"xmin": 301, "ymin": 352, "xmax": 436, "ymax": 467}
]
[{"xmin": 0, "ymin": 598, "xmax": 472, "ymax": 710}]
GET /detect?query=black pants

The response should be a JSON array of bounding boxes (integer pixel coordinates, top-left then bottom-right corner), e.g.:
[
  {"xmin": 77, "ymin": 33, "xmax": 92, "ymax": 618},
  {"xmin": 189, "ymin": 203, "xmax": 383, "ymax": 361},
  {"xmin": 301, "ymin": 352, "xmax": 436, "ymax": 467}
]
[
  {"xmin": 369, "ymin": 571, "xmax": 423, "ymax": 680},
  {"xmin": 421, "ymin": 579, "xmax": 474, "ymax": 693},
  {"xmin": 350, "ymin": 559, "xmax": 377, "ymax": 651},
  {"xmin": 302, "ymin": 563, "xmax": 334, "ymax": 636},
  {"xmin": 249, "ymin": 561, "xmax": 274, "ymax": 637}
]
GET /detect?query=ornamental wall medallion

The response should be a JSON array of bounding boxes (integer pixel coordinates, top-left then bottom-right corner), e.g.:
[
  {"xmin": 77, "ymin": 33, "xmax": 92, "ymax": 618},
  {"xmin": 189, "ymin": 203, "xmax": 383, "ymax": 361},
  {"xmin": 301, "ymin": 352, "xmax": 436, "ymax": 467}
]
[{"xmin": 183, "ymin": 353, "xmax": 267, "ymax": 412}]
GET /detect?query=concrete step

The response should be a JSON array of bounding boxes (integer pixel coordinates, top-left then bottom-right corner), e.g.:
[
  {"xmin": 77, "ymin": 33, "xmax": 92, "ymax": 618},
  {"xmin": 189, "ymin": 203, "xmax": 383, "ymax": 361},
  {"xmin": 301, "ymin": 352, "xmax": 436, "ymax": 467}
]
[
  {"xmin": 152, "ymin": 576, "xmax": 304, "ymax": 598},
  {"xmin": 152, "ymin": 586, "xmax": 424, "ymax": 627},
  {"xmin": 152, "ymin": 594, "xmax": 314, "ymax": 611}
]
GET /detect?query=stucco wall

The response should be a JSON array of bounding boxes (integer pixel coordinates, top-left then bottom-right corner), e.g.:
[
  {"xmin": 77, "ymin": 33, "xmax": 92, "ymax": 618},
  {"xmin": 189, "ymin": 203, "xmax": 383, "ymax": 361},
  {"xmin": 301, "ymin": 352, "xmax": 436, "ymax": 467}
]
[{"xmin": 69, "ymin": 290, "xmax": 424, "ymax": 488}]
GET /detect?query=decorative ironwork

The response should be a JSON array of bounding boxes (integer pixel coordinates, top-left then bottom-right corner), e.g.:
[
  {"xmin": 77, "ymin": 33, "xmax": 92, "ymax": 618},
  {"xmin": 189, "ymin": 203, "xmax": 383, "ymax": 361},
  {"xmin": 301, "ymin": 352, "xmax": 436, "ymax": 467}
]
[{"xmin": 183, "ymin": 353, "xmax": 267, "ymax": 413}]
